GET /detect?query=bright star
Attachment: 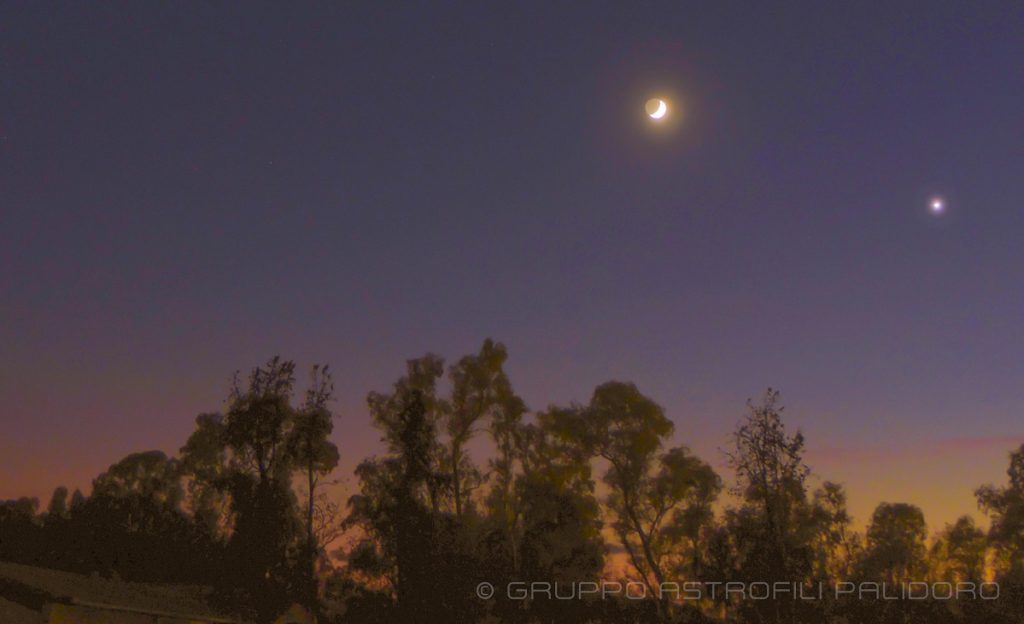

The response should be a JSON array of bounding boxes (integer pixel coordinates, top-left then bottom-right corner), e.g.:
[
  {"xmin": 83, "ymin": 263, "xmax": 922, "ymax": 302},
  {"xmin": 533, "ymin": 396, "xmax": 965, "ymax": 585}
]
[{"xmin": 930, "ymin": 198, "xmax": 945, "ymax": 214}]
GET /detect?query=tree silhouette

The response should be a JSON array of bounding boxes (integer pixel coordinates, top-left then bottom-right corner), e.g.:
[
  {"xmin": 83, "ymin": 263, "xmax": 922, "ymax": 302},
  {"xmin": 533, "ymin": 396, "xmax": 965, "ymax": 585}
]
[
  {"xmin": 858, "ymin": 502, "xmax": 928, "ymax": 585},
  {"xmin": 444, "ymin": 339, "xmax": 518, "ymax": 519},
  {"xmin": 288, "ymin": 364, "xmax": 340, "ymax": 611},
  {"xmin": 179, "ymin": 412, "xmax": 233, "ymax": 538},
  {"xmin": 7, "ymin": 349, "xmax": 1024, "ymax": 623},
  {"xmin": 346, "ymin": 359, "xmax": 441, "ymax": 620},
  {"xmin": 178, "ymin": 357, "xmax": 335, "ymax": 621},
  {"xmin": 45, "ymin": 486, "xmax": 69, "ymax": 519},
  {"xmin": 366, "ymin": 353, "xmax": 447, "ymax": 514},
  {"xmin": 723, "ymin": 389, "xmax": 815, "ymax": 624},
  {"xmin": 544, "ymin": 381, "xmax": 720, "ymax": 623},
  {"xmin": 976, "ymin": 444, "xmax": 1024, "ymax": 622},
  {"xmin": 92, "ymin": 450, "xmax": 184, "ymax": 510},
  {"xmin": 809, "ymin": 481, "xmax": 859, "ymax": 583},
  {"xmin": 930, "ymin": 515, "xmax": 987, "ymax": 583},
  {"xmin": 978, "ymin": 444, "xmax": 1024, "ymax": 577}
]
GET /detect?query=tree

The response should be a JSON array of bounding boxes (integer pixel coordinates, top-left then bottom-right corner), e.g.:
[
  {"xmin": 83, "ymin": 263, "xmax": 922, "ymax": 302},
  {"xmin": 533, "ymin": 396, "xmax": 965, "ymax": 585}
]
[
  {"xmin": 726, "ymin": 389, "xmax": 812, "ymax": 572},
  {"xmin": 70, "ymin": 488, "xmax": 86, "ymax": 511},
  {"xmin": 348, "ymin": 361, "xmax": 447, "ymax": 621},
  {"xmin": 344, "ymin": 458, "xmax": 403, "ymax": 592},
  {"xmin": 546, "ymin": 381, "xmax": 719, "ymax": 622},
  {"xmin": 724, "ymin": 389, "xmax": 816, "ymax": 624},
  {"xmin": 46, "ymin": 486, "xmax": 69, "ymax": 519},
  {"xmin": 366, "ymin": 353, "xmax": 447, "ymax": 513},
  {"xmin": 224, "ymin": 357, "xmax": 298, "ymax": 484},
  {"xmin": 223, "ymin": 358, "xmax": 305, "ymax": 619},
  {"xmin": 180, "ymin": 357, "xmax": 310, "ymax": 621},
  {"xmin": 486, "ymin": 416, "xmax": 606, "ymax": 624},
  {"xmin": 859, "ymin": 502, "xmax": 928, "ymax": 584},
  {"xmin": 346, "ymin": 343, "xmax": 533, "ymax": 623},
  {"xmin": 809, "ymin": 481, "xmax": 859, "ymax": 583},
  {"xmin": 975, "ymin": 445, "xmax": 1024, "ymax": 623},
  {"xmin": 930, "ymin": 515, "xmax": 987, "ymax": 583},
  {"xmin": 51, "ymin": 450, "xmax": 221, "ymax": 582},
  {"xmin": 977, "ymin": 444, "xmax": 1024, "ymax": 577},
  {"xmin": 484, "ymin": 379, "xmax": 527, "ymax": 573},
  {"xmin": 0, "ymin": 497, "xmax": 41, "ymax": 564},
  {"xmin": 346, "ymin": 387, "xmax": 486, "ymax": 623},
  {"xmin": 179, "ymin": 412, "xmax": 233, "ymax": 537},
  {"xmin": 445, "ymin": 339, "xmax": 518, "ymax": 519},
  {"xmin": 92, "ymin": 450, "xmax": 183, "ymax": 512},
  {"xmin": 517, "ymin": 418, "xmax": 605, "ymax": 580},
  {"xmin": 288, "ymin": 365, "xmax": 340, "ymax": 609},
  {"xmin": 660, "ymin": 447, "xmax": 723, "ymax": 581},
  {"xmin": 390, "ymin": 390, "xmax": 439, "ymax": 621}
]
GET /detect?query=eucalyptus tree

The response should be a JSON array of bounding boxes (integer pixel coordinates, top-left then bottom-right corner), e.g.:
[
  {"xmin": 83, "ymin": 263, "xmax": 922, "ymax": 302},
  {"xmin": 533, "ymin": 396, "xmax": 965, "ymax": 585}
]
[
  {"xmin": 546, "ymin": 381, "xmax": 721, "ymax": 622},
  {"xmin": 179, "ymin": 412, "xmax": 232, "ymax": 537},
  {"xmin": 445, "ymin": 339, "xmax": 521, "ymax": 519},
  {"xmin": 809, "ymin": 481, "xmax": 859, "ymax": 583},
  {"xmin": 366, "ymin": 353, "xmax": 447, "ymax": 513},
  {"xmin": 222, "ymin": 357, "xmax": 305, "ymax": 617},
  {"xmin": 349, "ymin": 353, "xmax": 452, "ymax": 617},
  {"xmin": 725, "ymin": 389, "xmax": 812, "ymax": 579},
  {"xmin": 348, "ymin": 378, "xmax": 488, "ymax": 622},
  {"xmin": 515, "ymin": 419, "xmax": 607, "ymax": 623},
  {"xmin": 858, "ymin": 502, "xmax": 928, "ymax": 584},
  {"xmin": 346, "ymin": 390, "xmax": 437, "ymax": 619},
  {"xmin": 223, "ymin": 356, "xmax": 298, "ymax": 484},
  {"xmin": 91, "ymin": 450, "xmax": 184, "ymax": 509},
  {"xmin": 178, "ymin": 357, "xmax": 315, "ymax": 618},
  {"xmin": 977, "ymin": 444, "xmax": 1024, "ymax": 577},
  {"xmin": 723, "ymin": 389, "xmax": 816, "ymax": 624},
  {"xmin": 288, "ymin": 364, "xmax": 340, "ymax": 608},
  {"xmin": 929, "ymin": 515, "xmax": 987, "ymax": 583},
  {"xmin": 516, "ymin": 413, "xmax": 605, "ymax": 579},
  {"xmin": 45, "ymin": 486, "xmax": 69, "ymax": 519}
]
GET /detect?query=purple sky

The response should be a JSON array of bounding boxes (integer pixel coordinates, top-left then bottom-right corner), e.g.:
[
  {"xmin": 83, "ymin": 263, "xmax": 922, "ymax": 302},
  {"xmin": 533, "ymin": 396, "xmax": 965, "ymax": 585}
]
[{"xmin": 2, "ymin": 2, "xmax": 1023, "ymax": 530}]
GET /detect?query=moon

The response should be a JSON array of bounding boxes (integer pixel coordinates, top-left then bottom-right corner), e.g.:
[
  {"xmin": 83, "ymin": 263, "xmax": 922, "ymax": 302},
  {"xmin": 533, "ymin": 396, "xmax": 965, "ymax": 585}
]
[{"xmin": 646, "ymin": 98, "xmax": 667, "ymax": 120}]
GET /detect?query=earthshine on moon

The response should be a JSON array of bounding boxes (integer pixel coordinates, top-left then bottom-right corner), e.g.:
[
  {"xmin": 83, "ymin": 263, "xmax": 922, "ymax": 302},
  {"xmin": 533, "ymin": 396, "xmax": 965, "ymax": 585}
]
[{"xmin": 646, "ymin": 98, "xmax": 667, "ymax": 120}]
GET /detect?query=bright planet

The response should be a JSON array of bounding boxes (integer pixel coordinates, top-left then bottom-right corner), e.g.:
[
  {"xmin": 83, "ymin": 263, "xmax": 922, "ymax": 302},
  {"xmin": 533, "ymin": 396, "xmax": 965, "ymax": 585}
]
[
  {"xmin": 645, "ymin": 98, "xmax": 667, "ymax": 120},
  {"xmin": 930, "ymin": 198, "xmax": 945, "ymax": 214}
]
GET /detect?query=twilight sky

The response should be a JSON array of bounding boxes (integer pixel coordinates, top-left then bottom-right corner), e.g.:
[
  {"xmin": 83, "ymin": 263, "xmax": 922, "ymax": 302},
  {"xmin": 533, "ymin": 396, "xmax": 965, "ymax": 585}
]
[{"xmin": 2, "ymin": 2, "xmax": 1023, "ymax": 531}]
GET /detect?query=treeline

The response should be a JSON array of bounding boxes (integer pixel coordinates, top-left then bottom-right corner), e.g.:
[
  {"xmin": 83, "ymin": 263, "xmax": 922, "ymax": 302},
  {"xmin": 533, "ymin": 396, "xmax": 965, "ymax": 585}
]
[
  {"xmin": 0, "ymin": 357, "xmax": 337, "ymax": 621},
  {"xmin": 1, "ymin": 340, "xmax": 1022, "ymax": 623}
]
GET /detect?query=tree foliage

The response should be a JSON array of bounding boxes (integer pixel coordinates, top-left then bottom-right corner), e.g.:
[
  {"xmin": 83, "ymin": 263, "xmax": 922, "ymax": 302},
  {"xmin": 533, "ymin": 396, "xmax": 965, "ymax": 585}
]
[{"xmin": 5, "ymin": 349, "xmax": 1024, "ymax": 624}]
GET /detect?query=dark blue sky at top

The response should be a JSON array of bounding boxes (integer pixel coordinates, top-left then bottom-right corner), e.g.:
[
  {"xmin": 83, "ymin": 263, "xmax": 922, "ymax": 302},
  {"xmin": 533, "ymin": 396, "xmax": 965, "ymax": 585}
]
[{"xmin": 1, "ymin": 2, "xmax": 1022, "ymax": 523}]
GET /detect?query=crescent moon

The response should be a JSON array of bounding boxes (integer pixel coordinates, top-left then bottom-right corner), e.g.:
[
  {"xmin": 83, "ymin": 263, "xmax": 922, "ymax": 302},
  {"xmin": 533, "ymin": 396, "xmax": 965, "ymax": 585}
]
[{"xmin": 644, "ymin": 97, "xmax": 668, "ymax": 119}]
